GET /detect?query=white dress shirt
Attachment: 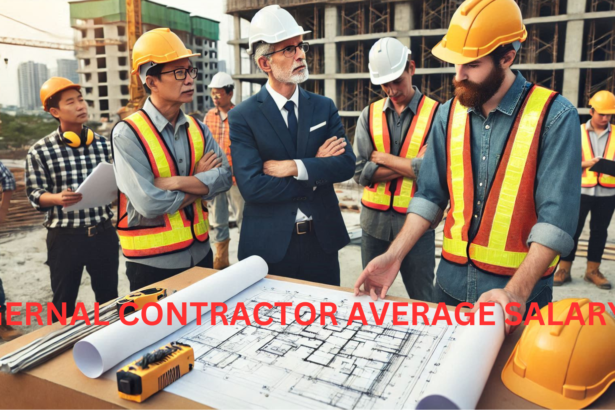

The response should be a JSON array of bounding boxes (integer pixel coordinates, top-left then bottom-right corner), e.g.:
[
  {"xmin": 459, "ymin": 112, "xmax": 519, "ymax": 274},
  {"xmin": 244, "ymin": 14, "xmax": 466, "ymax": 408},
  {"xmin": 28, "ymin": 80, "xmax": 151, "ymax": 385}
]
[{"xmin": 265, "ymin": 81, "xmax": 312, "ymax": 222}]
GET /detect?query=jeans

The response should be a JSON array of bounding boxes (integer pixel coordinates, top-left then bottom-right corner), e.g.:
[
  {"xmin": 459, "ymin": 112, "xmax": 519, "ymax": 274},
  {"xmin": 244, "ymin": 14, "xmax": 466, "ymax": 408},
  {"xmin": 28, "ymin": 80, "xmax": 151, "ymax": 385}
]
[
  {"xmin": 433, "ymin": 281, "xmax": 553, "ymax": 320},
  {"xmin": 207, "ymin": 185, "xmax": 244, "ymax": 243},
  {"xmin": 361, "ymin": 230, "xmax": 436, "ymax": 302},
  {"xmin": 562, "ymin": 194, "xmax": 615, "ymax": 263},
  {"xmin": 126, "ymin": 250, "xmax": 213, "ymax": 291}
]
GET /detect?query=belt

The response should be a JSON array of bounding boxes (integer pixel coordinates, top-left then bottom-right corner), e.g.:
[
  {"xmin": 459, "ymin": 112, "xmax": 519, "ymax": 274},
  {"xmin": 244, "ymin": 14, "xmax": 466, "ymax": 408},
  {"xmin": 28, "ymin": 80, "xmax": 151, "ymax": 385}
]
[
  {"xmin": 54, "ymin": 220, "xmax": 114, "ymax": 237},
  {"xmin": 295, "ymin": 220, "xmax": 313, "ymax": 235}
]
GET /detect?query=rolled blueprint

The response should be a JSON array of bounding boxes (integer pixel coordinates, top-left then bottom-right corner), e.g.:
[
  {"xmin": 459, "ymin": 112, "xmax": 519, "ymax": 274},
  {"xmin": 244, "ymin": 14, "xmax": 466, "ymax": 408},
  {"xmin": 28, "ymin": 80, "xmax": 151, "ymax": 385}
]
[
  {"xmin": 73, "ymin": 256, "xmax": 268, "ymax": 378},
  {"xmin": 416, "ymin": 303, "xmax": 505, "ymax": 410}
]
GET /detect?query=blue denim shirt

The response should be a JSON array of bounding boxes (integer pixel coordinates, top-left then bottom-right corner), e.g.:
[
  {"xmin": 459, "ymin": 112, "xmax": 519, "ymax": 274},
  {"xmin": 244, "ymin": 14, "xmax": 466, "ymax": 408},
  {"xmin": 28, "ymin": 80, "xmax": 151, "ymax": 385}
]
[{"xmin": 408, "ymin": 72, "xmax": 582, "ymax": 303}]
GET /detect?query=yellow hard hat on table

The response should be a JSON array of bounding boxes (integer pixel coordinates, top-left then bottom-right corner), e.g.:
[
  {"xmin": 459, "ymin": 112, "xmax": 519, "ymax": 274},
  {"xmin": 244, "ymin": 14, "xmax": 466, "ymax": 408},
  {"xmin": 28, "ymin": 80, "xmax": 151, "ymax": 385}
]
[
  {"xmin": 502, "ymin": 298, "xmax": 615, "ymax": 409},
  {"xmin": 431, "ymin": 0, "xmax": 527, "ymax": 65},
  {"xmin": 131, "ymin": 28, "xmax": 200, "ymax": 75},
  {"xmin": 589, "ymin": 90, "xmax": 615, "ymax": 114}
]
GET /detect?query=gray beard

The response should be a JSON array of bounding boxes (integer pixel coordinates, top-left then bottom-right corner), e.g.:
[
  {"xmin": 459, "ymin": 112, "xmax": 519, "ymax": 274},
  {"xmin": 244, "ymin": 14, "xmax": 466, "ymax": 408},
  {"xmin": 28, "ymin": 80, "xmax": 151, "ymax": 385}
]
[{"xmin": 272, "ymin": 62, "xmax": 309, "ymax": 84}]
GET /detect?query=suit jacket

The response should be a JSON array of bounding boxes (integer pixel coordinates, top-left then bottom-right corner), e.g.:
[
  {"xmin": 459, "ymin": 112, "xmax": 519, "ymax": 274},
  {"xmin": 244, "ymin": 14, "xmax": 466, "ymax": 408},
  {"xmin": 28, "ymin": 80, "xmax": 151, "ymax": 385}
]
[{"xmin": 229, "ymin": 86, "xmax": 356, "ymax": 263}]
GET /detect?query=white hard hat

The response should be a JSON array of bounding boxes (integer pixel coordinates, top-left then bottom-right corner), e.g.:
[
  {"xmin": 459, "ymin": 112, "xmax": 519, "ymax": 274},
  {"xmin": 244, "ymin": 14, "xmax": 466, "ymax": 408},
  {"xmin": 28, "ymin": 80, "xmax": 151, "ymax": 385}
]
[
  {"xmin": 247, "ymin": 5, "xmax": 311, "ymax": 55},
  {"xmin": 368, "ymin": 37, "xmax": 411, "ymax": 85},
  {"xmin": 209, "ymin": 72, "xmax": 234, "ymax": 88}
]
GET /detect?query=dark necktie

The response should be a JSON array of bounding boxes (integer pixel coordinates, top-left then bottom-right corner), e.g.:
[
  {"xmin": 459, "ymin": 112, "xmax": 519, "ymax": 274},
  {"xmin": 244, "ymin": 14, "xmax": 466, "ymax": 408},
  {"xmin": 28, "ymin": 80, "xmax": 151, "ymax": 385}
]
[{"xmin": 284, "ymin": 100, "xmax": 297, "ymax": 143}]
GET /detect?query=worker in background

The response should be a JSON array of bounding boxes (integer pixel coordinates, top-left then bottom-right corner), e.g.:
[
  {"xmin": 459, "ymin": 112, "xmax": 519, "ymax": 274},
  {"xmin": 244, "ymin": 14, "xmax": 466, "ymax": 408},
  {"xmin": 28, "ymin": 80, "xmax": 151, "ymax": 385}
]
[
  {"xmin": 113, "ymin": 28, "xmax": 232, "ymax": 290},
  {"xmin": 230, "ymin": 5, "xmax": 355, "ymax": 285},
  {"xmin": 554, "ymin": 91, "xmax": 615, "ymax": 289},
  {"xmin": 26, "ymin": 78, "xmax": 119, "ymax": 322},
  {"xmin": 204, "ymin": 72, "xmax": 244, "ymax": 269},
  {"xmin": 355, "ymin": 0, "xmax": 581, "ymax": 333},
  {"xmin": 0, "ymin": 161, "xmax": 22, "ymax": 340},
  {"xmin": 354, "ymin": 37, "xmax": 439, "ymax": 302}
]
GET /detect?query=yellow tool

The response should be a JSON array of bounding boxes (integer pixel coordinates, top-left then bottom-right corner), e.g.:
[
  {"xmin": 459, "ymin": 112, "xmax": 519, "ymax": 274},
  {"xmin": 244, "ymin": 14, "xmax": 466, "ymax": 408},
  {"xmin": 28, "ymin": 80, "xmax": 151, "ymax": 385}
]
[
  {"xmin": 117, "ymin": 342, "xmax": 194, "ymax": 403},
  {"xmin": 116, "ymin": 287, "xmax": 167, "ymax": 315}
]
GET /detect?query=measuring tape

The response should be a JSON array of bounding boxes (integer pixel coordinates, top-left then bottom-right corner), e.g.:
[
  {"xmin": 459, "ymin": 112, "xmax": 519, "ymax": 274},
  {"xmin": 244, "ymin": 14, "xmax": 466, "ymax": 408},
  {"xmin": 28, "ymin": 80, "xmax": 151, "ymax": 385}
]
[
  {"xmin": 116, "ymin": 287, "xmax": 167, "ymax": 315},
  {"xmin": 117, "ymin": 342, "xmax": 194, "ymax": 402}
]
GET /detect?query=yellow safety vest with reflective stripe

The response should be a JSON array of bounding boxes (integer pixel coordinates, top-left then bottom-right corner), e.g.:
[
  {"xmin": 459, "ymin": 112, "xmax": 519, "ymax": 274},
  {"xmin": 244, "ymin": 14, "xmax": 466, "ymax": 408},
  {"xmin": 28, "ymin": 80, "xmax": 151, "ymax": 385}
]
[
  {"xmin": 581, "ymin": 123, "xmax": 615, "ymax": 188},
  {"xmin": 361, "ymin": 95, "xmax": 438, "ymax": 214},
  {"xmin": 116, "ymin": 110, "xmax": 209, "ymax": 258},
  {"xmin": 442, "ymin": 85, "xmax": 559, "ymax": 277}
]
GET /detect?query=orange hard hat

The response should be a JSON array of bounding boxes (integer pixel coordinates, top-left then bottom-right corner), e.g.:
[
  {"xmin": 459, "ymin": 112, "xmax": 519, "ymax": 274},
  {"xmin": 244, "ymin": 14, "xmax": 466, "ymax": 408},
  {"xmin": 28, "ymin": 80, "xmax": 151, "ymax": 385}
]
[
  {"xmin": 502, "ymin": 298, "xmax": 615, "ymax": 409},
  {"xmin": 40, "ymin": 77, "xmax": 81, "ymax": 112},
  {"xmin": 432, "ymin": 0, "xmax": 527, "ymax": 65},
  {"xmin": 589, "ymin": 90, "xmax": 615, "ymax": 114},
  {"xmin": 131, "ymin": 28, "xmax": 200, "ymax": 75}
]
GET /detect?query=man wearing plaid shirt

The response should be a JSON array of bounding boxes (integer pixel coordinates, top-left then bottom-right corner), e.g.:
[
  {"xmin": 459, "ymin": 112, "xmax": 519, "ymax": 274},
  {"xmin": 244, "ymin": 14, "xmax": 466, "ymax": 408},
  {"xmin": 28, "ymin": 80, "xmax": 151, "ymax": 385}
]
[
  {"xmin": 0, "ymin": 161, "xmax": 23, "ymax": 340},
  {"xmin": 204, "ymin": 72, "xmax": 245, "ymax": 269},
  {"xmin": 26, "ymin": 78, "xmax": 118, "ymax": 322}
]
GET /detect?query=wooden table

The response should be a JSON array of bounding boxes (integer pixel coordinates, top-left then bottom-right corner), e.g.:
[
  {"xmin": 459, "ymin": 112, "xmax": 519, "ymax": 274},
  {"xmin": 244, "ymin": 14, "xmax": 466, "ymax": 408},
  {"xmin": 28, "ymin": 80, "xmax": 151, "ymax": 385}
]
[{"xmin": 1, "ymin": 267, "xmax": 613, "ymax": 409}]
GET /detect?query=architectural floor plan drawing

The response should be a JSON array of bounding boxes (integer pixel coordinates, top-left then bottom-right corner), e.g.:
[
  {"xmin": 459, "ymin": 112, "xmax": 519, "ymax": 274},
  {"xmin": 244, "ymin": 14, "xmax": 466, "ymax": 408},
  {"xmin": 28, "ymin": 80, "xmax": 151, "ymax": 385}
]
[{"xmin": 161, "ymin": 279, "xmax": 460, "ymax": 409}]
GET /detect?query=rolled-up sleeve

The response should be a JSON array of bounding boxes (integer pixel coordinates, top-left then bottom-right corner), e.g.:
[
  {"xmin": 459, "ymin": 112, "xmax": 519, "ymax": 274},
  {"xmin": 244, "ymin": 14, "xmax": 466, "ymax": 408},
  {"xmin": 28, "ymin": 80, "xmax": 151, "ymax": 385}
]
[
  {"xmin": 527, "ymin": 100, "xmax": 581, "ymax": 256},
  {"xmin": 194, "ymin": 121, "xmax": 232, "ymax": 200},
  {"xmin": 112, "ymin": 123, "xmax": 186, "ymax": 219},
  {"xmin": 407, "ymin": 102, "xmax": 450, "ymax": 223},
  {"xmin": 354, "ymin": 107, "xmax": 379, "ymax": 187}
]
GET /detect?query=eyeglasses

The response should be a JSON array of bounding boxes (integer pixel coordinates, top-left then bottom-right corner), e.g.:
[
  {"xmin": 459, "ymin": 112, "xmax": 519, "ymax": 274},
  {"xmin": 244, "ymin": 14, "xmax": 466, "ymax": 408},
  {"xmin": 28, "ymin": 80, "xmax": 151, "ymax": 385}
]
[
  {"xmin": 160, "ymin": 67, "xmax": 198, "ymax": 80},
  {"xmin": 263, "ymin": 42, "xmax": 310, "ymax": 58}
]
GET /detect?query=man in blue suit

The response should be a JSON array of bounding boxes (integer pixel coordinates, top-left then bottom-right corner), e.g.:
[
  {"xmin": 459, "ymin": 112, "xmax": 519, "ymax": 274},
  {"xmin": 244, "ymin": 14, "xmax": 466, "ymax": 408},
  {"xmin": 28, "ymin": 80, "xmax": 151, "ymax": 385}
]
[{"xmin": 229, "ymin": 5, "xmax": 356, "ymax": 286}]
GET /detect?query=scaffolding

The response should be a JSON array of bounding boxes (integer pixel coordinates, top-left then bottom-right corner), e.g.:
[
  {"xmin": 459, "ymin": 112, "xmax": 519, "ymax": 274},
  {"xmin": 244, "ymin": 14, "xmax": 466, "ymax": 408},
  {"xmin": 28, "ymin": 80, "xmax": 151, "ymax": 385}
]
[
  {"xmin": 340, "ymin": 1, "xmax": 392, "ymax": 36},
  {"xmin": 584, "ymin": 1, "xmax": 615, "ymax": 105},
  {"xmin": 306, "ymin": 44, "xmax": 323, "ymax": 74},
  {"xmin": 339, "ymin": 79, "xmax": 383, "ymax": 113},
  {"xmin": 340, "ymin": 42, "xmax": 366, "ymax": 74},
  {"xmin": 421, "ymin": 74, "xmax": 453, "ymax": 103},
  {"xmin": 341, "ymin": 3, "xmax": 365, "ymax": 36},
  {"xmin": 301, "ymin": 5, "xmax": 324, "ymax": 39},
  {"xmin": 516, "ymin": 0, "xmax": 561, "ymax": 18}
]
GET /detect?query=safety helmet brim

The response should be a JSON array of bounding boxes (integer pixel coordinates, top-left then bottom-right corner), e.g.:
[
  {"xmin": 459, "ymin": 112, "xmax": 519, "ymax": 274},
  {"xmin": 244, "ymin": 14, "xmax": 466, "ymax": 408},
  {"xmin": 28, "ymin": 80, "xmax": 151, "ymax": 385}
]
[{"xmin": 502, "ymin": 345, "xmax": 613, "ymax": 409}]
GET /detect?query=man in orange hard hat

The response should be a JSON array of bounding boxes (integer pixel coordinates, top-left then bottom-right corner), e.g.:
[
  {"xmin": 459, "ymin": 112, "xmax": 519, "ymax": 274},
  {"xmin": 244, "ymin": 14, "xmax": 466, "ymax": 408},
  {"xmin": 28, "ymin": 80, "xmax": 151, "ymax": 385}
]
[
  {"xmin": 355, "ymin": 0, "xmax": 582, "ymax": 333},
  {"xmin": 112, "ymin": 28, "xmax": 232, "ymax": 290},
  {"xmin": 554, "ymin": 90, "xmax": 615, "ymax": 290},
  {"xmin": 25, "ymin": 77, "xmax": 119, "ymax": 322}
]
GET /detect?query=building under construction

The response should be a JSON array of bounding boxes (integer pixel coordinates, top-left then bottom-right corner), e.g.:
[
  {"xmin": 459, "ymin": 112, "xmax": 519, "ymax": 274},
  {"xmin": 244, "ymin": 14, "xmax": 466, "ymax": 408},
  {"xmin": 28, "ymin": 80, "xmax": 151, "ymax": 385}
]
[
  {"xmin": 68, "ymin": 0, "xmax": 220, "ymax": 121},
  {"xmin": 226, "ymin": 0, "xmax": 615, "ymax": 140}
]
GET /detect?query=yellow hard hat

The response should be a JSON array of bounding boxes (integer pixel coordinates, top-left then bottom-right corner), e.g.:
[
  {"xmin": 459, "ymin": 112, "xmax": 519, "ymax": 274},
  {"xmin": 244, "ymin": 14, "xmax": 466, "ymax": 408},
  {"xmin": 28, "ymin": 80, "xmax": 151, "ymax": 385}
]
[
  {"xmin": 432, "ymin": 0, "xmax": 527, "ymax": 65},
  {"xmin": 131, "ymin": 28, "xmax": 200, "ymax": 75},
  {"xmin": 40, "ymin": 77, "xmax": 81, "ymax": 112},
  {"xmin": 502, "ymin": 298, "xmax": 615, "ymax": 409},
  {"xmin": 589, "ymin": 90, "xmax": 615, "ymax": 114}
]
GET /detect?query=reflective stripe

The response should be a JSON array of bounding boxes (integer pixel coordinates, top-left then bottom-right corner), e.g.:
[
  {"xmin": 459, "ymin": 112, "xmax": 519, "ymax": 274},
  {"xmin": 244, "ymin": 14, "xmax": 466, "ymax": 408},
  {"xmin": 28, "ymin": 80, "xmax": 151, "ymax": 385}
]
[
  {"xmin": 581, "ymin": 124, "xmax": 598, "ymax": 188},
  {"xmin": 599, "ymin": 128, "xmax": 615, "ymax": 187},
  {"xmin": 469, "ymin": 243, "xmax": 558, "ymax": 269},
  {"xmin": 486, "ymin": 87, "xmax": 552, "ymax": 252},
  {"xmin": 362, "ymin": 98, "xmax": 392, "ymax": 210},
  {"xmin": 443, "ymin": 237, "xmax": 468, "ymax": 258},
  {"xmin": 125, "ymin": 113, "xmax": 174, "ymax": 178},
  {"xmin": 448, "ymin": 100, "xmax": 470, "ymax": 244},
  {"xmin": 392, "ymin": 96, "xmax": 438, "ymax": 212}
]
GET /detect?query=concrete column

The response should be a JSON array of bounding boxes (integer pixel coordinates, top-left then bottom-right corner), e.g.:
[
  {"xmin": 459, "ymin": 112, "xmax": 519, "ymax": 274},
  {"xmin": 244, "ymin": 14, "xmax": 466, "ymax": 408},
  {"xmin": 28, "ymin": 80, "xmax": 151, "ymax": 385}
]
[
  {"xmin": 394, "ymin": 3, "xmax": 413, "ymax": 58},
  {"xmin": 562, "ymin": 18, "xmax": 585, "ymax": 106},
  {"xmin": 324, "ymin": 5, "xmax": 338, "ymax": 104},
  {"xmin": 233, "ymin": 13, "xmax": 243, "ymax": 103}
]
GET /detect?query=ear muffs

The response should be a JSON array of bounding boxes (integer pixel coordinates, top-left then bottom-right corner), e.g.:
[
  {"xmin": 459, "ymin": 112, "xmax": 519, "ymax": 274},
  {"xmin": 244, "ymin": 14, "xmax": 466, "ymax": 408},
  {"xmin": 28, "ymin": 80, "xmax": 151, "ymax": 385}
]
[{"xmin": 62, "ymin": 127, "xmax": 94, "ymax": 148}]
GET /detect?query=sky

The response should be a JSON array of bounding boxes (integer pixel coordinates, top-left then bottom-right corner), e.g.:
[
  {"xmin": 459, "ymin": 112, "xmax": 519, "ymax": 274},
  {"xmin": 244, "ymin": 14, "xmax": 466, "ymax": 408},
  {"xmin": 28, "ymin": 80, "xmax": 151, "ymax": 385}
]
[{"xmin": 0, "ymin": 0, "xmax": 236, "ymax": 107}]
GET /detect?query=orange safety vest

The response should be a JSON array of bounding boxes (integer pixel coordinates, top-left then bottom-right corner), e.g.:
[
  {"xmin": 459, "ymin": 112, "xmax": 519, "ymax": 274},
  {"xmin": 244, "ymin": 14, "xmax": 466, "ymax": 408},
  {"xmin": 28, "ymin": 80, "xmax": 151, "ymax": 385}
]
[
  {"xmin": 442, "ymin": 85, "xmax": 559, "ymax": 276},
  {"xmin": 116, "ymin": 110, "xmax": 209, "ymax": 258},
  {"xmin": 361, "ymin": 95, "xmax": 439, "ymax": 213},
  {"xmin": 581, "ymin": 123, "xmax": 615, "ymax": 188}
]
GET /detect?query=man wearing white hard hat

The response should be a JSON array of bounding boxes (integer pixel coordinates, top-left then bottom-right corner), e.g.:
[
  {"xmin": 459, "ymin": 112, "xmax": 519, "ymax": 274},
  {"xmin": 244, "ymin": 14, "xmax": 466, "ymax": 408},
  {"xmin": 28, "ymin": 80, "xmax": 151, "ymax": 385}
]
[
  {"xmin": 354, "ymin": 37, "xmax": 439, "ymax": 302},
  {"xmin": 204, "ymin": 72, "xmax": 244, "ymax": 270},
  {"xmin": 229, "ymin": 5, "xmax": 356, "ymax": 286}
]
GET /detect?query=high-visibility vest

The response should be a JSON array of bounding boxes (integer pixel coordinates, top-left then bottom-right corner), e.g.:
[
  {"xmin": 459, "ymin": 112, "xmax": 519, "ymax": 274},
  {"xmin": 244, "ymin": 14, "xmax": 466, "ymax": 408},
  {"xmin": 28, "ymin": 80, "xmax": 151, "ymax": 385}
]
[
  {"xmin": 581, "ymin": 123, "xmax": 615, "ymax": 188},
  {"xmin": 116, "ymin": 110, "xmax": 209, "ymax": 258},
  {"xmin": 361, "ymin": 95, "xmax": 439, "ymax": 214},
  {"xmin": 442, "ymin": 85, "xmax": 559, "ymax": 276}
]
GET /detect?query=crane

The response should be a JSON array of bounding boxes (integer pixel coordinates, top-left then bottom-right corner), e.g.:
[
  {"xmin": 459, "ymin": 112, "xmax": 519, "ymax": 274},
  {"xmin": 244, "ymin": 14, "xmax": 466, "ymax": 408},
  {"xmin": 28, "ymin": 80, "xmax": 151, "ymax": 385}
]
[{"xmin": 119, "ymin": 0, "xmax": 145, "ymax": 119}]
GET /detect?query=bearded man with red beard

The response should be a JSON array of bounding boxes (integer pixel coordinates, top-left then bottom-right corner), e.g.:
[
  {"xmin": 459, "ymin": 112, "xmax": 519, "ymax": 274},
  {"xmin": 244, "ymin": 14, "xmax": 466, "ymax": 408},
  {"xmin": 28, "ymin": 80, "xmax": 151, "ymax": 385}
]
[{"xmin": 355, "ymin": 0, "xmax": 582, "ymax": 335}]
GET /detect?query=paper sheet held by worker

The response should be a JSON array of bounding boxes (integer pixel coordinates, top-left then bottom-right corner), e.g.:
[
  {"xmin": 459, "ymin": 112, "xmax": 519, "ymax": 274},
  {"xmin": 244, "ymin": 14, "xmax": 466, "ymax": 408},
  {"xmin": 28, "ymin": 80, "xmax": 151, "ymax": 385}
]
[{"xmin": 63, "ymin": 162, "xmax": 117, "ymax": 212}]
